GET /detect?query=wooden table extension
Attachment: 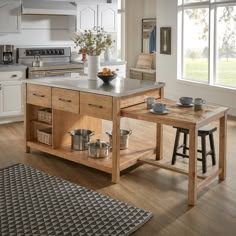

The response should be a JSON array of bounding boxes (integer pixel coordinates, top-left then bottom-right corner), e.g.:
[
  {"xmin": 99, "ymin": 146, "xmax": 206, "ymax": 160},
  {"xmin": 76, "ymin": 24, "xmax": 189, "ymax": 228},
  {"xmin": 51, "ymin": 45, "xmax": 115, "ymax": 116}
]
[{"xmin": 121, "ymin": 98, "xmax": 229, "ymax": 206}]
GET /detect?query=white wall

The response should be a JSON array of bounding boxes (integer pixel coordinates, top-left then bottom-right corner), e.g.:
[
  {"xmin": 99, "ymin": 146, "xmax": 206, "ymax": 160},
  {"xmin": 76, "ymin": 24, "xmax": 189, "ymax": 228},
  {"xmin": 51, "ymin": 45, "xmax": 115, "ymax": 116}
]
[
  {"xmin": 0, "ymin": 14, "xmax": 76, "ymax": 61},
  {"xmin": 125, "ymin": 0, "xmax": 156, "ymax": 71},
  {"xmin": 125, "ymin": 0, "xmax": 144, "ymax": 70},
  {"xmin": 144, "ymin": 0, "xmax": 156, "ymax": 18},
  {"xmin": 156, "ymin": 0, "xmax": 236, "ymax": 116},
  {"xmin": 0, "ymin": 1, "xmax": 118, "ymax": 62}
]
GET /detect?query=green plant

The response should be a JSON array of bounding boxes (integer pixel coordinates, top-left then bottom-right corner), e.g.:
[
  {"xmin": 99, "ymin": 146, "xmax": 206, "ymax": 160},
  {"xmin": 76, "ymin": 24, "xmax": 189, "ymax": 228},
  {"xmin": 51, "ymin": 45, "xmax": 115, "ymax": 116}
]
[{"xmin": 74, "ymin": 27, "xmax": 114, "ymax": 56}]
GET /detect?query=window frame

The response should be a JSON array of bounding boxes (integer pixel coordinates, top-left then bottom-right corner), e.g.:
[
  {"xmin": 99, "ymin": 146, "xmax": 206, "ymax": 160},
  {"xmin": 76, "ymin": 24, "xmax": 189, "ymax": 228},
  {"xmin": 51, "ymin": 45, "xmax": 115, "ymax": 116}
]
[{"xmin": 178, "ymin": 0, "xmax": 236, "ymax": 89}]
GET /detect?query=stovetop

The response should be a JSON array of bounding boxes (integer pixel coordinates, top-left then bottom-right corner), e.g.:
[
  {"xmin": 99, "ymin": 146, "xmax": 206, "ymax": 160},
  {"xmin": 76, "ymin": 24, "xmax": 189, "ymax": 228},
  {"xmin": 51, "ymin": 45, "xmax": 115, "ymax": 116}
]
[{"xmin": 16, "ymin": 47, "xmax": 85, "ymax": 72}]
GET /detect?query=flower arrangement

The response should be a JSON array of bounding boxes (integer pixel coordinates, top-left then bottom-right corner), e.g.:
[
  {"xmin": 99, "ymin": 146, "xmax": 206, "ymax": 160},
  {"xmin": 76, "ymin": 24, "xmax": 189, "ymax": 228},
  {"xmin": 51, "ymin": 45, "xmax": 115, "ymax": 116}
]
[{"xmin": 74, "ymin": 27, "xmax": 114, "ymax": 56}]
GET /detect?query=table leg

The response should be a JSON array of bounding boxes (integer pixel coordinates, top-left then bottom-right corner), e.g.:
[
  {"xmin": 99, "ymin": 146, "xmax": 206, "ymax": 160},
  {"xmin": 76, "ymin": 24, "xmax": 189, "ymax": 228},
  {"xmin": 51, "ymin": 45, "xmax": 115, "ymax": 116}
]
[
  {"xmin": 188, "ymin": 127, "xmax": 198, "ymax": 206},
  {"xmin": 156, "ymin": 123, "xmax": 163, "ymax": 160},
  {"xmin": 219, "ymin": 113, "xmax": 227, "ymax": 180},
  {"xmin": 112, "ymin": 97, "xmax": 121, "ymax": 183}
]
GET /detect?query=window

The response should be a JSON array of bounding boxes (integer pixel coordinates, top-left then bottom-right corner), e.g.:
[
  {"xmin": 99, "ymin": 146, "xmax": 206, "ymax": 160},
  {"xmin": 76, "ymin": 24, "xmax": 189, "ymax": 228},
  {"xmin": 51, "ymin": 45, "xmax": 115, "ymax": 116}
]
[
  {"xmin": 178, "ymin": 0, "xmax": 236, "ymax": 89},
  {"xmin": 117, "ymin": 0, "xmax": 125, "ymax": 60}
]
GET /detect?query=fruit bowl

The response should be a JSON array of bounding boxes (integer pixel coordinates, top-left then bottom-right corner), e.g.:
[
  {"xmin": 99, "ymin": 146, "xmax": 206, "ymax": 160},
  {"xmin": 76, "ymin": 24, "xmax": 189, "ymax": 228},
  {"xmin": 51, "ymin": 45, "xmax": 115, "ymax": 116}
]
[{"xmin": 97, "ymin": 72, "xmax": 117, "ymax": 83}]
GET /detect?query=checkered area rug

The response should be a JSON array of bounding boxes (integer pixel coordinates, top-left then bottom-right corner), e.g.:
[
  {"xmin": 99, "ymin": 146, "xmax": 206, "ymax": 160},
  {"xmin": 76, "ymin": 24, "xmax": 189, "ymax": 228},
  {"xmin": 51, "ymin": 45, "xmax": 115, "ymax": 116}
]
[{"xmin": 0, "ymin": 164, "xmax": 152, "ymax": 236}]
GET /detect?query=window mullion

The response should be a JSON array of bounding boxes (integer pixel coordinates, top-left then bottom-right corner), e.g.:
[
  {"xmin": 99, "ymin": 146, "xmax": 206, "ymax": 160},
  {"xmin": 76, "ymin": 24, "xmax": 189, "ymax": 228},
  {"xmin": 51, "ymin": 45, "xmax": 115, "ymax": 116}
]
[{"xmin": 209, "ymin": 4, "xmax": 215, "ymax": 85}]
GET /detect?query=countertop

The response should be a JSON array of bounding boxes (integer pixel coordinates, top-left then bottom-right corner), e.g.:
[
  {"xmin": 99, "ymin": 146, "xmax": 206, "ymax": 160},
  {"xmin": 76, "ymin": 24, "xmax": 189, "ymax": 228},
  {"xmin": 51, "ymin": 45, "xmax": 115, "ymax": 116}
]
[
  {"xmin": 83, "ymin": 59, "xmax": 126, "ymax": 67},
  {"xmin": 0, "ymin": 64, "xmax": 27, "ymax": 71},
  {"xmin": 23, "ymin": 76, "xmax": 165, "ymax": 97}
]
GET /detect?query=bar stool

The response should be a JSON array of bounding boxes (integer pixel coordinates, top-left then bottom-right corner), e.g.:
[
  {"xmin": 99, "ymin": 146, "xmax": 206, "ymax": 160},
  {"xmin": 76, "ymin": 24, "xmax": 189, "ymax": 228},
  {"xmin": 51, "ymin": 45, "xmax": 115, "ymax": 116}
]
[{"xmin": 171, "ymin": 125, "xmax": 217, "ymax": 173}]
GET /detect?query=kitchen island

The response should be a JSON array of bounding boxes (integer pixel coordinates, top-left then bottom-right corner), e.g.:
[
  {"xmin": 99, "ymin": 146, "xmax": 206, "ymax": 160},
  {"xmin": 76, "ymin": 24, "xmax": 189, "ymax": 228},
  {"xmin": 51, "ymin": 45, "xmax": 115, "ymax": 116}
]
[
  {"xmin": 24, "ymin": 76, "xmax": 229, "ymax": 206},
  {"xmin": 24, "ymin": 76, "xmax": 165, "ymax": 183}
]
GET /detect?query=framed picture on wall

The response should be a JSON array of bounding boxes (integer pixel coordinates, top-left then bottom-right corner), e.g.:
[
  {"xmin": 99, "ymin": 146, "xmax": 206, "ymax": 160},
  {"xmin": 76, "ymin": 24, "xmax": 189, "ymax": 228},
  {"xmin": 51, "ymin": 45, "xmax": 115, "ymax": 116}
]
[{"xmin": 160, "ymin": 27, "xmax": 171, "ymax": 55}]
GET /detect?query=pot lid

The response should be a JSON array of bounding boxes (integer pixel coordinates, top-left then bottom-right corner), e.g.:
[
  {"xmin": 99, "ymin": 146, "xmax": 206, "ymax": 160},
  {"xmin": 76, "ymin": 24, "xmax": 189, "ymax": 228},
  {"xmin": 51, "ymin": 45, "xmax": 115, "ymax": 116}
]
[{"xmin": 88, "ymin": 139, "xmax": 110, "ymax": 148}]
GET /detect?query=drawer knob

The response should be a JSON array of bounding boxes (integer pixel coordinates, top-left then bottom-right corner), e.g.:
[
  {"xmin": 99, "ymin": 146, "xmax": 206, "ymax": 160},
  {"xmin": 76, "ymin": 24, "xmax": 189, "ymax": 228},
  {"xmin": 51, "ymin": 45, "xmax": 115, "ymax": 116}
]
[
  {"xmin": 88, "ymin": 103, "xmax": 103, "ymax": 109},
  {"xmin": 58, "ymin": 98, "xmax": 72, "ymax": 103},
  {"xmin": 33, "ymin": 93, "xmax": 45, "ymax": 98},
  {"xmin": 11, "ymin": 74, "xmax": 17, "ymax": 78}
]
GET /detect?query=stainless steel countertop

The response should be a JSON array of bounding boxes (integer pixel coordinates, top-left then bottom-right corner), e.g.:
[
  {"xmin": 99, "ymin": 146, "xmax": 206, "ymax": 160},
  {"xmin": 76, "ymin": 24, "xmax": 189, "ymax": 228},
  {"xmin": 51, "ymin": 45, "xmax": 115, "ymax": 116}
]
[{"xmin": 23, "ymin": 76, "xmax": 165, "ymax": 97}]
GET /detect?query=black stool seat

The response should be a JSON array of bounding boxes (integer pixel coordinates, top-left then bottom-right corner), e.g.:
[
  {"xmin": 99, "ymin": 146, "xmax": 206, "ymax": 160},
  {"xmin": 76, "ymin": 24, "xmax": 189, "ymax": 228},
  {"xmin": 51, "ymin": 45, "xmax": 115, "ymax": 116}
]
[{"xmin": 171, "ymin": 125, "xmax": 217, "ymax": 173}]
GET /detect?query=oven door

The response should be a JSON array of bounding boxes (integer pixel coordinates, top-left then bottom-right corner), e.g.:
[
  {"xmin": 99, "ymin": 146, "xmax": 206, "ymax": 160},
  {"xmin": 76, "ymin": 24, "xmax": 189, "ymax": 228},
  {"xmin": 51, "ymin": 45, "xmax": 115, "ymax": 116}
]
[{"xmin": 28, "ymin": 69, "xmax": 82, "ymax": 79}]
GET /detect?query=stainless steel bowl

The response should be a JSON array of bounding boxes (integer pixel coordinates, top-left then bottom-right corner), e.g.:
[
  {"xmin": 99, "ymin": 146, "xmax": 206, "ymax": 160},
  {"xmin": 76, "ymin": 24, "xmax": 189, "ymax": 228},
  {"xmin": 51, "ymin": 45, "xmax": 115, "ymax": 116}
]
[{"xmin": 87, "ymin": 139, "xmax": 110, "ymax": 158}]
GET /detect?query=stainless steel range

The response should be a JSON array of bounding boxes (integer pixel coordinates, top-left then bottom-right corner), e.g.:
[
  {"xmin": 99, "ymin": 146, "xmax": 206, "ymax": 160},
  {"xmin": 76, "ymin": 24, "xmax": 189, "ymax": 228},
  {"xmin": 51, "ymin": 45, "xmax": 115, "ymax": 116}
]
[{"xmin": 17, "ymin": 47, "xmax": 84, "ymax": 78}]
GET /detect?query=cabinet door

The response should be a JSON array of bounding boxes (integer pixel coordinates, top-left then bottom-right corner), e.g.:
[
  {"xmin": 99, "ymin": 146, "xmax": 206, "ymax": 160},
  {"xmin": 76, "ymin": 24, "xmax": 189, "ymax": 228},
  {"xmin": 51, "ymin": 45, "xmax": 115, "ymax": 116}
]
[
  {"xmin": 77, "ymin": 4, "xmax": 97, "ymax": 31},
  {"xmin": 0, "ymin": 81, "xmax": 23, "ymax": 117},
  {"xmin": 0, "ymin": 0, "xmax": 21, "ymax": 33},
  {"xmin": 98, "ymin": 4, "xmax": 117, "ymax": 32}
]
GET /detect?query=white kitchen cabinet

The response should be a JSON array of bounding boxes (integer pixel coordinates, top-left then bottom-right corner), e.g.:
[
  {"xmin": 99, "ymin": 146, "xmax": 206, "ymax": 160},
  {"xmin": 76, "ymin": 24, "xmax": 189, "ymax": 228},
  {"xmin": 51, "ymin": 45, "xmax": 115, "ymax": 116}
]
[
  {"xmin": 77, "ymin": 4, "xmax": 97, "ymax": 31},
  {"xmin": 0, "ymin": 80, "xmax": 23, "ymax": 117},
  {"xmin": 0, "ymin": 0, "xmax": 21, "ymax": 33},
  {"xmin": 97, "ymin": 4, "xmax": 117, "ymax": 32},
  {"xmin": 0, "ymin": 66, "xmax": 26, "ymax": 121},
  {"xmin": 77, "ymin": 3, "xmax": 117, "ymax": 32}
]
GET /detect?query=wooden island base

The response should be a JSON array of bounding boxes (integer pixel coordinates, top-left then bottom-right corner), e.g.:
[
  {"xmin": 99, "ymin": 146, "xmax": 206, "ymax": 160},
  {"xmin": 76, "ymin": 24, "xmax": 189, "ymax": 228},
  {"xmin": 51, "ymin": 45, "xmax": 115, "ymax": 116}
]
[
  {"xmin": 24, "ymin": 78, "xmax": 228, "ymax": 205},
  {"xmin": 26, "ymin": 137, "xmax": 156, "ymax": 174},
  {"xmin": 24, "ymin": 79, "xmax": 164, "ymax": 185}
]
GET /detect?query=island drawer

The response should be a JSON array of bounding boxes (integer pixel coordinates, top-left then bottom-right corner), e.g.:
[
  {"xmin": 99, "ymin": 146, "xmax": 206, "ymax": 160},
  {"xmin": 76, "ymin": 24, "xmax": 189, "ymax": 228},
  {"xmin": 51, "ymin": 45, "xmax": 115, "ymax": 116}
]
[
  {"xmin": 120, "ymin": 89, "xmax": 161, "ymax": 108},
  {"xmin": 80, "ymin": 92, "xmax": 113, "ymax": 120},
  {"xmin": 52, "ymin": 88, "xmax": 79, "ymax": 113},
  {"xmin": 27, "ymin": 84, "xmax": 51, "ymax": 107}
]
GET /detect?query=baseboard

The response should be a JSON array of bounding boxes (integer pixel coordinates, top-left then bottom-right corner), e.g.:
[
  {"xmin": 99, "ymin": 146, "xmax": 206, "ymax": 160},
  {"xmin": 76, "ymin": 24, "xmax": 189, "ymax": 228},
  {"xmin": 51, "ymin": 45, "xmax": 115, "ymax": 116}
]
[{"xmin": 0, "ymin": 116, "xmax": 24, "ymax": 124}]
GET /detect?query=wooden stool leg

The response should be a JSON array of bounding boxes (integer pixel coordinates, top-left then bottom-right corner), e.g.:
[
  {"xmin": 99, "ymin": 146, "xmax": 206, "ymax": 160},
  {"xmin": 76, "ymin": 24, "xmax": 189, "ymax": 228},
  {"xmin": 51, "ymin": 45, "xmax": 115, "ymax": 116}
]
[
  {"xmin": 183, "ymin": 133, "xmax": 188, "ymax": 155},
  {"xmin": 209, "ymin": 133, "xmax": 216, "ymax": 166},
  {"xmin": 172, "ymin": 129, "xmax": 180, "ymax": 165},
  {"xmin": 201, "ymin": 135, "xmax": 207, "ymax": 173}
]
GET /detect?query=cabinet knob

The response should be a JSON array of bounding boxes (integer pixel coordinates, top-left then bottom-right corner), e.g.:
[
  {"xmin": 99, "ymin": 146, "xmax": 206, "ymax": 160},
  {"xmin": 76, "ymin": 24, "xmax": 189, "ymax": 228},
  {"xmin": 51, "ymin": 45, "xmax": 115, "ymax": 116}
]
[{"xmin": 11, "ymin": 74, "xmax": 17, "ymax": 78}]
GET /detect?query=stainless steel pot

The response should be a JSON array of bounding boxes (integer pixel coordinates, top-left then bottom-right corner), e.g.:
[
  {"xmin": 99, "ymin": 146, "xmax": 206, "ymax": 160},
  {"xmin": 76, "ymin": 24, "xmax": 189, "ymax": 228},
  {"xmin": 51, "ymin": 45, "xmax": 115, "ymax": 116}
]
[
  {"xmin": 68, "ymin": 129, "xmax": 94, "ymax": 151},
  {"xmin": 106, "ymin": 129, "xmax": 132, "ymax": 150},
  {"xmin": 87, "ymin": 139, "xmax": 110, "ymax": 158}
]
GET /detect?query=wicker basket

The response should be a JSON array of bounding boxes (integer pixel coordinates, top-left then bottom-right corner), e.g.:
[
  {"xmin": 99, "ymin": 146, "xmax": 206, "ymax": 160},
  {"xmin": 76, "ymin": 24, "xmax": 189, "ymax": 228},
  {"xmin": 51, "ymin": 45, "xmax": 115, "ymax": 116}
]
[
  {"xmin": 38, "ymin": 108, "xmax": 52, "ymax": 124},
  {"xmin": 37, "ymin": 128, "xmax": 52, "ymax": 145}
]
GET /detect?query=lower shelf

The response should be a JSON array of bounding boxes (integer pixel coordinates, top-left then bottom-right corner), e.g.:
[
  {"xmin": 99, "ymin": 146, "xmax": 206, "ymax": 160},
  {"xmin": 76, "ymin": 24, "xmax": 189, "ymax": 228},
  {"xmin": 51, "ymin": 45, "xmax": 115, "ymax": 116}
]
[{"xmin": 27, "ymin": 138, "xmax": 156, "ymax": 174}]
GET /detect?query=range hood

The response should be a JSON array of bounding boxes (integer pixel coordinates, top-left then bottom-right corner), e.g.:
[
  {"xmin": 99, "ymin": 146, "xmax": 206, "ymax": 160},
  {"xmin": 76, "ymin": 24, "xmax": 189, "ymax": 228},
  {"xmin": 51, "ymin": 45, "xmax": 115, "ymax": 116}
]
[{"xmin": 21, "ymin": 0, "xmax": 76, "ymax": 15}]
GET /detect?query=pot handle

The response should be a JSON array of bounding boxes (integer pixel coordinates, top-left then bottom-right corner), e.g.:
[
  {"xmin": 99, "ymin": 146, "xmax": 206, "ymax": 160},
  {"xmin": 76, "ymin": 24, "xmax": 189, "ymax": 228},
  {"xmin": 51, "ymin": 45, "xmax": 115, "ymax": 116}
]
[
  {"xmin": 128, "ymin": 130, "xmax": 132, "ymax": 135},
  {"xmin": 68, "ymin": 131, "xmax": 72, "ymax": 135},
  {"xmin": 90, "ymin": 131, "xmax": 95, "ymax": 136}
]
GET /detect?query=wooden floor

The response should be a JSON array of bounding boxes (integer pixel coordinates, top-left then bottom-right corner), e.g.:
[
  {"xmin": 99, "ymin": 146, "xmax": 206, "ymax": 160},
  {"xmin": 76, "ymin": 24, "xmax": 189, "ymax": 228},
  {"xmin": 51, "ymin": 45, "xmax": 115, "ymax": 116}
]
[{"xmin": 1, "ymin": 116, "xmax": 236, "ymax": 236}]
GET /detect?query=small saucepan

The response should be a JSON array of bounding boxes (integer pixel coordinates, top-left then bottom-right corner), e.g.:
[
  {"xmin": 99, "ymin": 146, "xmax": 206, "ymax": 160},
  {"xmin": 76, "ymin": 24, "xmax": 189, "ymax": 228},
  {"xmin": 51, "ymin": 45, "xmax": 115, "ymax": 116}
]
[{"xmin": 87, "ymin": 139, "xmax": 110, "ymax": 158}]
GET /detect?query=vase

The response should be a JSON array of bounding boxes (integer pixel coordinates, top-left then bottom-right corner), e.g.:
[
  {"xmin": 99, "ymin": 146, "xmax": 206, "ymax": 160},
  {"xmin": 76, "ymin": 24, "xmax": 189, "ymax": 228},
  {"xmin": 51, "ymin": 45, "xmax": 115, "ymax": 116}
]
[
  {"xmin": 88, "ymin": 55, "xmax": 100, "ymax": 80},
  {"xmin": 104, "ymin": 47, "xmax": 112, "ymax": 62}
]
